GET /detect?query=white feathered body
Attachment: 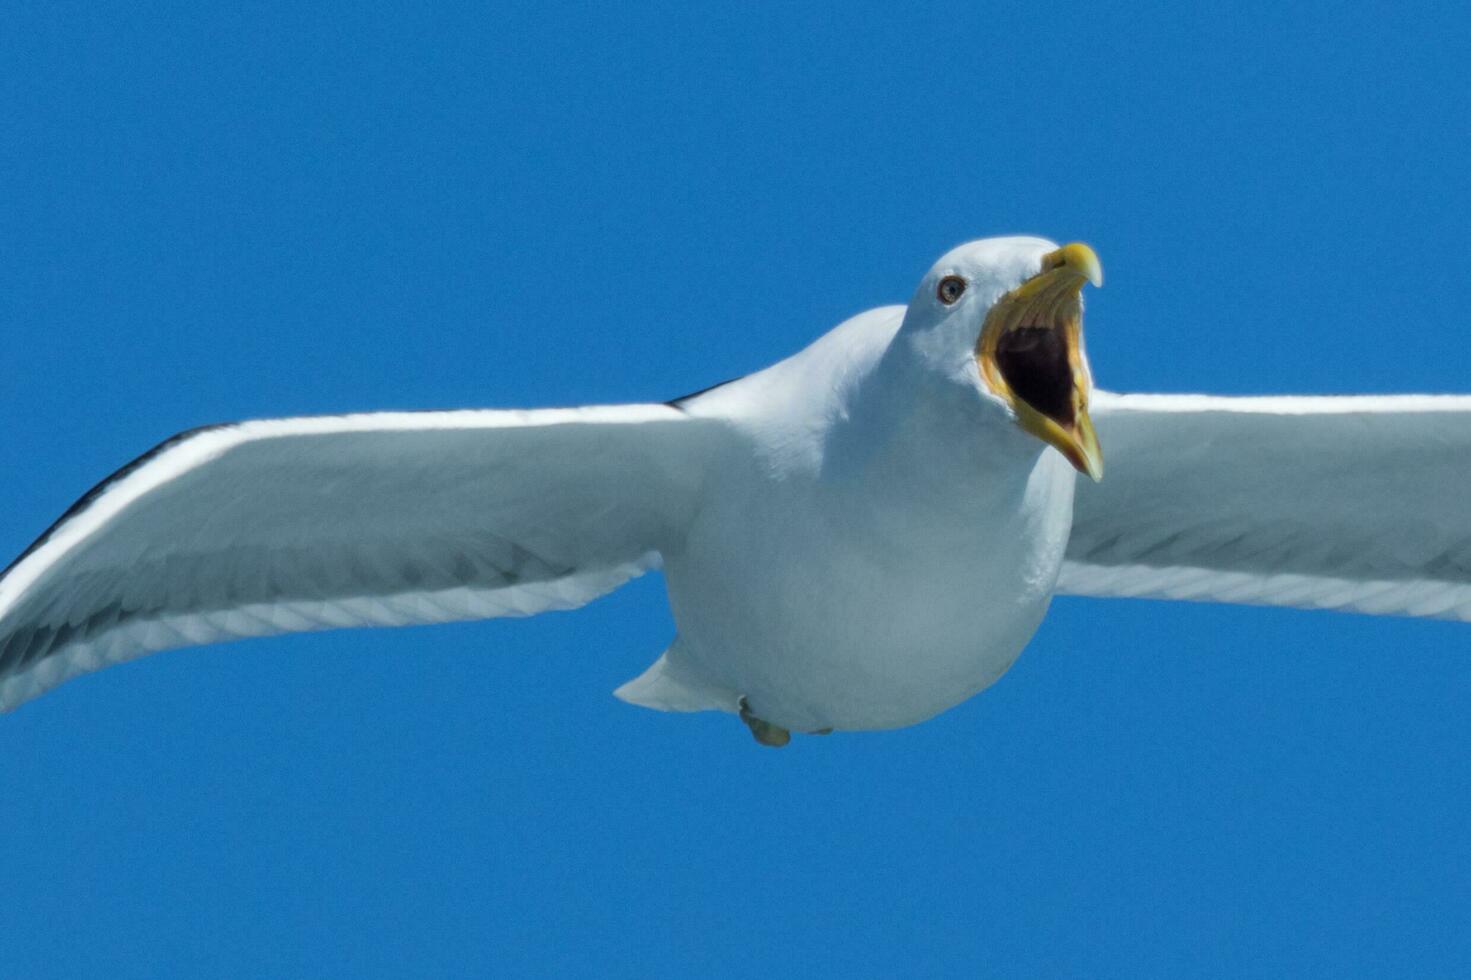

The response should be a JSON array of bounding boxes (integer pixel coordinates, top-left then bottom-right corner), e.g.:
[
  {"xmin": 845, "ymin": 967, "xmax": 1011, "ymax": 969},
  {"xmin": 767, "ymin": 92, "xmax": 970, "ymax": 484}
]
[{"xmin": 642, "ymin": 307, "xmax": 1078, "ymax": 731}]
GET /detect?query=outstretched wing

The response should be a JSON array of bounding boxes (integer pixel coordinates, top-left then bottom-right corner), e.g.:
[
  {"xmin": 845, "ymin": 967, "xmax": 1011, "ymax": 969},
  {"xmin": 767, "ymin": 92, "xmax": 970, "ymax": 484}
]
[
  {"xmin": 0, "ymin": 405, "xmax": 721, "ymax": 710},
  {"xmin": 1059, "ymin": 392, "xmax": 1471, "ymax": 620}
]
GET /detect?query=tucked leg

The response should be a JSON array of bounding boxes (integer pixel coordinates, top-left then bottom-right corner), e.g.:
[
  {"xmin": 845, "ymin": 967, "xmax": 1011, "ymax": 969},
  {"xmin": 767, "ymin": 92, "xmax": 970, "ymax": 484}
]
[{"xmin": 738, "ymin": 696, "xmax": 791, "ymax": 748}]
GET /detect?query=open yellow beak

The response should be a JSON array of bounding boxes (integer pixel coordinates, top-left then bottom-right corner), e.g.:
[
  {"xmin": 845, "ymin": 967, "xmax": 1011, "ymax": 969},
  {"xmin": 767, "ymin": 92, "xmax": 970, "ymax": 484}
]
[{"xmin": 975, "ymin": 242, "xmax": 1104, "ymax": 481}]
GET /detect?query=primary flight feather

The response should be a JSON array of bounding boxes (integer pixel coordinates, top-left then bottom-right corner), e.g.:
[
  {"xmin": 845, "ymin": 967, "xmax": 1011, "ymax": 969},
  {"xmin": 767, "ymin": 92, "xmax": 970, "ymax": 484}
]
[{"xmin": 3, "ymin": 236, "xmax": 1468, "ymax": 744}]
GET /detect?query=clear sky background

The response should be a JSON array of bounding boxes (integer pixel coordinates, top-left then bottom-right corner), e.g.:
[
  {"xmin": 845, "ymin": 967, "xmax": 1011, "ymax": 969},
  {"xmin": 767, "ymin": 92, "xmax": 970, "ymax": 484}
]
[{"xmin": 3, "ymin": 1, "xmax": 1470, "ymax": 976}]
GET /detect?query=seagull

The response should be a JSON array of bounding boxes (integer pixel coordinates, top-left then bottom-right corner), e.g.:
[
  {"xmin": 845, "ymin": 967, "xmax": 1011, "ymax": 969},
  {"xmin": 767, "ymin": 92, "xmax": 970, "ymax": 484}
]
[{"xmin": 3, "ymin": 236, "xmax": 1469, "ymax": 746}]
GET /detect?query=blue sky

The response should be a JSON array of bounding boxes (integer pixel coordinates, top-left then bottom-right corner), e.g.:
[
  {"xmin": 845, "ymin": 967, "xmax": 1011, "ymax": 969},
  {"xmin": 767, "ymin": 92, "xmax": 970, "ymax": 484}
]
[{"xmin": 3, "ymin": 1, "xmax": 1470, "ymax": 975}]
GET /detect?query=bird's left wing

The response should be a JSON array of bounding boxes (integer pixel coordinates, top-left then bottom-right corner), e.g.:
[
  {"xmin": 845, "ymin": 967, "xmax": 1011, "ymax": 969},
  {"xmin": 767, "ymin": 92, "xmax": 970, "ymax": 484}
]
[
  {"xmin": 1059, "ymin": 391, "xmax": 1471, "ymax": 620},
  {"xmin": 0, "ymin": 405, "xmax": 724, "ymax": 710}
]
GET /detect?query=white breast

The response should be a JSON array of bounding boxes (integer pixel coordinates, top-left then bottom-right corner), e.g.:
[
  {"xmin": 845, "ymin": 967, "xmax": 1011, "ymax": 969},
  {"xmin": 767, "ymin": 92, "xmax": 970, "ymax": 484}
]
[{"xmin": 664, "ymin": 403, "xmax": 1077, "ymax": 733}]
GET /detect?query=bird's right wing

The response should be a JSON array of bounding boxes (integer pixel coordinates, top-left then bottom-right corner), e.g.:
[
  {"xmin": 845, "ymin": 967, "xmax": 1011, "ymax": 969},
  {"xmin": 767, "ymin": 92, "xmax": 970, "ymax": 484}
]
[
  {"xmin": 0, "ymin": 405, "xmax": 728, "ymax": 710},
  {"xmin": 1059, "ymin": 391, "xmax": 1471, "ymax": 620}
]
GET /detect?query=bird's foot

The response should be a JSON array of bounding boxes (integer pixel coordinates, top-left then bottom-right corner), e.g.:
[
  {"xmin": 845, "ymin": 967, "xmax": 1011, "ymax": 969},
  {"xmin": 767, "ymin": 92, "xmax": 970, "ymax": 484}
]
[{"xmin": 738, "ymin": 696, "xmax": 791, "ymax": 748}]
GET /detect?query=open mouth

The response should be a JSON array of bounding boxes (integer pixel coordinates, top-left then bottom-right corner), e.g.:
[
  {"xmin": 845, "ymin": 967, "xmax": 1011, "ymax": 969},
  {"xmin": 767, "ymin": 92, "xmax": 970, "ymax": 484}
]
[
  {"xmin": 995, "ymin": 321, "xmax": 1076, "ymax": 427},
  {"xmin": 975, "ymin": 243, "xmax": 1104, "ymax": 480}
]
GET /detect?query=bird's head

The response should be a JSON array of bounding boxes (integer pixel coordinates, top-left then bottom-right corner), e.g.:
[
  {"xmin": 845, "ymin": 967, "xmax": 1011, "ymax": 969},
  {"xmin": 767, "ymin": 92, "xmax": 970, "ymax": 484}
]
[{"xmin": 901, "ymin": 236, "xmax": 1105, "ymax": 481}]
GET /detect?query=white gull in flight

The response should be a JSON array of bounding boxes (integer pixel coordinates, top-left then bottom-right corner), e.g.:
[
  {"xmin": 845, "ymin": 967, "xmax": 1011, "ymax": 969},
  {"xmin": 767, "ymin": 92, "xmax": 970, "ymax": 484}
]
[{"xmin": 3, "ymin": 236, "xmax": 1469, "ymax": 745}]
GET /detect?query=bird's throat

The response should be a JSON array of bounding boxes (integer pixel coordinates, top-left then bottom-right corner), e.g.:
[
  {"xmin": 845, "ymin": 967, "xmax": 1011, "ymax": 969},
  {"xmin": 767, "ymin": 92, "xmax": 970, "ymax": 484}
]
[{"xmin": 992, "ymin": 324, "xmax": 1076, "ymax": 427}]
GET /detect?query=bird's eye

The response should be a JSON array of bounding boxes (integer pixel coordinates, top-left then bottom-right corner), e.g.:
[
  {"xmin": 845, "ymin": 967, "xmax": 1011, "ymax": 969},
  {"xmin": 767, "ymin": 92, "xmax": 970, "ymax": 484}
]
[{"xmin": 937, "ymin": 275, "xmax": 967, "ymax": 305}]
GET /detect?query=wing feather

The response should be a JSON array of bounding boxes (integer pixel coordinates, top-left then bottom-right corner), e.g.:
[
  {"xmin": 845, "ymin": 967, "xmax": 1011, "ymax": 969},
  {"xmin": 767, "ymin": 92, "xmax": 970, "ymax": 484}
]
[
  {"xmin": 0, "ymin": 405, "xmax": 720, "ymax": 709},
  {"xmin": 1060, "ymin": 392, "xmax": 1471, "ymax": 620}
]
